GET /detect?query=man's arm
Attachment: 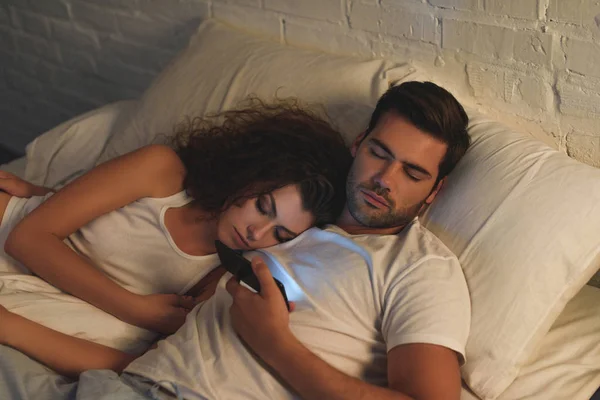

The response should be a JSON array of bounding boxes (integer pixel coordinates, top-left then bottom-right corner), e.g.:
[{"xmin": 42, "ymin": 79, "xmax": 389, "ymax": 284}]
[
  {"xmin": 226, "ymin": 258, "xmax": 462, "ymax": 400},
  {"xmin": 259, "ymin": 336, "xmax": 460, "ymax": 400},
  {"xmin": 387, "ymin": 343, "xmax": 462, "ymax": 399}
]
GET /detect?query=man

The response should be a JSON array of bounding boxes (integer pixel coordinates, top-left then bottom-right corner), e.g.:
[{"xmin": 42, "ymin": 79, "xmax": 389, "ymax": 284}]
[
  {"xmin": 0, "ymin": 81, "xmax": 471, "ymax": 400},
  {"xmin": 121, "ymin": 81, "xmax": 472, "ymax": 400}
]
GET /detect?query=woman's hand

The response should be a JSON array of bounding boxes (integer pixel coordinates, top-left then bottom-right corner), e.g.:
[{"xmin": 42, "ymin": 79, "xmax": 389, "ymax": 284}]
[
  {"xmin": 132, "ymin": 293, "xmax": 197, "ymax": 335},
  {"xmin": 0, "ymin": 171, "xmax": 52, "ymax": 198}
]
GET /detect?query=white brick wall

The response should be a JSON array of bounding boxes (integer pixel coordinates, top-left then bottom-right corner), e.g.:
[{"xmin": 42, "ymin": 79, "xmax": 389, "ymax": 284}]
[
  {"xmin": 0, "ymin": 0, "xmax": 209, "ymax": 152},
  {"xmin": 1, "ymin": 0, "xmax": 599, "ymax": 168}
]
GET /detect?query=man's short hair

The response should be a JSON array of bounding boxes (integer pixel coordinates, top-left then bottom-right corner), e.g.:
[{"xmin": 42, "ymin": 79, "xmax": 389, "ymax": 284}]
[{"xmin": 365, "ymin": 81, "xmax": 470, "ymax": 182}]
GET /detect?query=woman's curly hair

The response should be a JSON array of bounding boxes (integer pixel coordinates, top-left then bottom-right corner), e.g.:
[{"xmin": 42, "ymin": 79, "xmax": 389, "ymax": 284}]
[{"xmin": 171, "ymin": 98, "xmax": 352, "ymax": 227}]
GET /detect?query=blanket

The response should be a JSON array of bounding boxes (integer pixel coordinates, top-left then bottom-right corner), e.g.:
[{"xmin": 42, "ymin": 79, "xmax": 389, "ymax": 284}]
[
  {"xmin": 0, "ymin": 346, "xmax": 160, "ymax": 400},
  {"xmin": 0, "ymin": 273, "xmax": 156, "ymax": 354}
]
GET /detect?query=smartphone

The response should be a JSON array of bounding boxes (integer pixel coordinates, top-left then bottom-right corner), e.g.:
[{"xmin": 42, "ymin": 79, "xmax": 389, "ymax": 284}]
[{"xmin": 215, "ymin": 240, "xmax": 290, "ymax": 311}]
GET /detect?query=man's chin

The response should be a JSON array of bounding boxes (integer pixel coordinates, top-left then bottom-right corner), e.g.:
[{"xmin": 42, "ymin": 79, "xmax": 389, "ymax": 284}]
[
  {"xmin": 353, "ymin": 211, "xmax": 391, "ymax": 228},
  {"xmin": 353, "ymin": 207, "xmax": 417, "ymax": 229}
]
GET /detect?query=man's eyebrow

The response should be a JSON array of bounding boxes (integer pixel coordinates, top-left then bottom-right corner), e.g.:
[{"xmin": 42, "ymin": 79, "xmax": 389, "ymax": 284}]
[
  {"xmin": 369, "ymin": 138, "xmax": 394, "ymax": 157},
  {"xmin": 405, "ymin": 162, "xmax": 433, "ymax": 178},
  {"xmin": 370, "ymin": 138, "xmax": 433, "ymax": 178}
]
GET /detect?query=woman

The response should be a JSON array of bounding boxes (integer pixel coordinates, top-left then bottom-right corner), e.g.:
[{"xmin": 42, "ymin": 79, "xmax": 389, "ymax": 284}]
[{"xmin": 0, "ymin": 99, "xmax": 352, "ymax": 336}]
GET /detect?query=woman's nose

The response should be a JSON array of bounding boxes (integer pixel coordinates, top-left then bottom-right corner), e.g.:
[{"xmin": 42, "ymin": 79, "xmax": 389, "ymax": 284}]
[{"xmin": 247, "ymin": 221, "xmax": 276, "ymax": 241}]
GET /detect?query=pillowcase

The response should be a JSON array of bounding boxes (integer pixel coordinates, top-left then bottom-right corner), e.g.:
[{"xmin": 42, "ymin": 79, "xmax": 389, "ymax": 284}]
[
  {"xmin": 0, "ymin": 100, "xmax": 135, "ymax": 185},
  {"xmin": 22, "ymin": 100, "xmax": 137, "ymax": 189},
  {"xmin": 96, "ymin": 19, "xmax": 410, "ymax": 164},
  {"xmin": 459, "ymin": 285, "xmax": 600, "ymax": 400},
  {"xmin": 497, "ymin": 285, "xmax": 600, "ymax": 400},
  {"xmin": 421, "ymin": 109, "xmax": 600, "ymax": 399}
]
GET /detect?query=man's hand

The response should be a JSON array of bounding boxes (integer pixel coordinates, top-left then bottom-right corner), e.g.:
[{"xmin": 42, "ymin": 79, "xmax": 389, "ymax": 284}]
[
  {"xmin": 132, "ymin": 293, "xmax": 197, "ymax": 335},
  {"xmin": 226, "ymin": 257, "xmax": 295, "ymax": 362},
  {"xmin": 0, "ymin": 171, "xmax": 53, "ymax": 197}
]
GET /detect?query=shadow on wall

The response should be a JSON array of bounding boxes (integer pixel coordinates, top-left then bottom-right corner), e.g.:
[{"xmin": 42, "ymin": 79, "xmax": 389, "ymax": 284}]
[{"xmin": 0, "ymin": 0, "xmax": 208, "ymax": 153}]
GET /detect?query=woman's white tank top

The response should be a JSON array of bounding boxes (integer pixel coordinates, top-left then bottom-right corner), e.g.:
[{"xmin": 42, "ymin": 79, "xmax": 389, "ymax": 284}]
[{"xmin": 0, "ymin": 191, "xmax": 219, "ymax": 295}]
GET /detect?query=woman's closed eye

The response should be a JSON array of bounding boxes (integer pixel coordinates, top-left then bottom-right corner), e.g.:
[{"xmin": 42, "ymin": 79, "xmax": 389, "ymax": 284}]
[
  {"xmin": 255, "ymin": 193, "xmax": 298, "ymax": 243},
  {"xmin": 274, "ymin": 226, "xmax": 295, "ymax": 244},
  {"xmin": 255, "ymin": 195, "xmax": 273, "ymax": 216}
]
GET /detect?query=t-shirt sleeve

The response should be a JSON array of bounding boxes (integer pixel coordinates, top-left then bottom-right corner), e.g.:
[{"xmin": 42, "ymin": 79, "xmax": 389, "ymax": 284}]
[{"xmin": 381, "ymin": 255, "xmax": 471, "ymax": 364}]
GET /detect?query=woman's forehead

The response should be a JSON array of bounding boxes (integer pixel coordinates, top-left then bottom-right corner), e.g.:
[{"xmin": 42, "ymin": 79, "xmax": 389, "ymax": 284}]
[{"xmin": 270, "ymin": 185, "xmax": 314, "ymax": 231}]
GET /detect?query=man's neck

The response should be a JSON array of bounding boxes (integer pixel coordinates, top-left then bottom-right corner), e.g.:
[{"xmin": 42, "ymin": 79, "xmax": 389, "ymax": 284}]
[{"xmin": 335, "ymin": 208, "xmax": 408, "ymax": 236}]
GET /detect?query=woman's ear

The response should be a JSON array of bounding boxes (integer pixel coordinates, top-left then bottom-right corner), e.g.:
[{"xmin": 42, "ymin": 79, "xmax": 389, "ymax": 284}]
[{"xmin": 351, "ymin": 131, "xmax": 367, "ymax": 157}]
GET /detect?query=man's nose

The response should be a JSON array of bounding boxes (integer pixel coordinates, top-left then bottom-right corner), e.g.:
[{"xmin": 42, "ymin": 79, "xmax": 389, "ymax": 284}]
[
  {"xmin": 247, "ymin": 221, "xmax": 276, "ymax": 241},
  {"xmin": 374, "ymin": 161, "xmax": 398, "ymax": 191}
]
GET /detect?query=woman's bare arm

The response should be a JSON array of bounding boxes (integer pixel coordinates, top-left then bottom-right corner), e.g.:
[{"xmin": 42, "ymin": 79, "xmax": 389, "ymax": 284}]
[
  {"xmin": 0, "ymin": 306, "xmax": 139, "ymax": 378},
  {"xmin": 4, "ymin": 145, "xmax": 187, "ymax": 332},
  {"xmin": 0, "ymin": 171, "xmax": 55, "ymax": 197}
]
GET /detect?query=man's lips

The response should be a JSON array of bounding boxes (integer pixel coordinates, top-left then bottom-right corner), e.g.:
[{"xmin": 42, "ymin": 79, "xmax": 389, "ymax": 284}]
[
  {"xmin": 234, "ymin": 228, "xmax": 251, "ymax": 249},
  {"xmin": 361, "ymin": 189, "xmax": 389, "ymax": 209}
]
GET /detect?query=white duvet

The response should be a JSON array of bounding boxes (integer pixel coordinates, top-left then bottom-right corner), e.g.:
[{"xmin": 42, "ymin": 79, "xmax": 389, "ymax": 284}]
[
  {"xmin": 0, "ymin": 273, "xmax": 156, "ymax": 354},
  {"xmin": 1, "ymin": 99, "xmax": 598, "ymax": 400}
]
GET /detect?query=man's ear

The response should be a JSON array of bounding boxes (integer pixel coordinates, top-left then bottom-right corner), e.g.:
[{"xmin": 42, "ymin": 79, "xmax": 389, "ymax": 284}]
[
  {"xmin": 425, "ymin": 177, "xmax": 445, "ymax": 205},
  {"xmin": 351, "ymin": 131, "xmax": 367, "ymax": 157}
]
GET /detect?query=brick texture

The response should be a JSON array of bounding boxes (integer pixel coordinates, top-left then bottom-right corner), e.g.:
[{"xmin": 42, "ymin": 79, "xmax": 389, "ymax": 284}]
[{"xmin": 0, "ymin": 0, "xmax": 599, "ymax": 165}]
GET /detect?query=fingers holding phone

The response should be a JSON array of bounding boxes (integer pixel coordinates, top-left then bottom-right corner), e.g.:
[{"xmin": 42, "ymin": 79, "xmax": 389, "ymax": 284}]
[
  {"xmin": 226, "ymin": 257, "xmax": 297, "ymax": 361},
  {"xmin": 215, "ymin": 240, "xmax": 290, "ymax": 311}
]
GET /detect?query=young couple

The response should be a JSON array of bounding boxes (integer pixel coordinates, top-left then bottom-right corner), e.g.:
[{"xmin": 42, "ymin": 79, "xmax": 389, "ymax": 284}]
[{"xmin": 0, "ymin": 81, "xmax": 471, "ymax": 400}]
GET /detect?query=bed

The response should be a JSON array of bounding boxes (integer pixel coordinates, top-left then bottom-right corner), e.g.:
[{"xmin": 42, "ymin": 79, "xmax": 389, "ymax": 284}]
[{"xmin": 1, "ymin": 18, "xmax": 599, "ymax": 400}]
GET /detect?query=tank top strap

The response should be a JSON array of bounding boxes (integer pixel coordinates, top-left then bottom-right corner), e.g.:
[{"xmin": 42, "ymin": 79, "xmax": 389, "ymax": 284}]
[{"xmin": 138, "ymin": 190, "xmax": 193, "ymax": 210}]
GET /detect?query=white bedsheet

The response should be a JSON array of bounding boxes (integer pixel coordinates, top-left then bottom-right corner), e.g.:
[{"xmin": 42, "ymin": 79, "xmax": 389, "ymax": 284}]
[
  {"xmin": 2, "ymin": 99, "xmax": 598, "ymax": 400},
  {"xmin": 0, "ymin": 273, "xmax": 156, "ymax": 354}
]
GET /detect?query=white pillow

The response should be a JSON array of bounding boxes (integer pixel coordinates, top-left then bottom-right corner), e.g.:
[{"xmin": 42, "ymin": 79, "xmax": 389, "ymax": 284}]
[
  {"xmin": 97, "ymin": 19, "xmax": 410, "ymax": 163},
  {"xmin": 497, "ymin": 285, "xmax": 600, "ymax": 400},
  {"xmin": 421, "ymin": 110, "xmax": 600, "ymax": 399},
  {"xmin": 459, "ymin": 286, "xmax": 600, "ymax": 400},
  {"xmin": 21, "ymin": 100, "xmax": 137, "ymax": 188}
]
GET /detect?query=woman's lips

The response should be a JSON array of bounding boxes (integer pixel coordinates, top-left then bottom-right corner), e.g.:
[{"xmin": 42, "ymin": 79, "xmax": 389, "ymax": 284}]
[{"xmin": 234, "ymin": 227, "xmax": 251, "ymax": 249}]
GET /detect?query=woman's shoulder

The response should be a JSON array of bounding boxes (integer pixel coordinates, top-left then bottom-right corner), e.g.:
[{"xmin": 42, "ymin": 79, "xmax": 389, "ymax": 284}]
[
  {"xmin": 135, "ymin": 145, "xmax": 183, "ymax": 168},
  {"xmin": 131, "ymin": 145, "xmax": 186, "ymax": 198}
]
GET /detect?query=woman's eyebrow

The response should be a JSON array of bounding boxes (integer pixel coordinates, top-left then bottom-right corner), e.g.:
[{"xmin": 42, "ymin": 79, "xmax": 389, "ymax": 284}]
[
  {"xmin": 270, "ymin": 194, "xmax": 298, "ymax": 237},
  {"xmin": 268, "ymin": 193, "xmax": 277, "ymax": 217}
]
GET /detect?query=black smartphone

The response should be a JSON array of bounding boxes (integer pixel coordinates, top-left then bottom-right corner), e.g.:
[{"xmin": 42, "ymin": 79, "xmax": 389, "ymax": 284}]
[{"xmin": 215, "ymin": 240, "xmax": 290, "ymax": 311}]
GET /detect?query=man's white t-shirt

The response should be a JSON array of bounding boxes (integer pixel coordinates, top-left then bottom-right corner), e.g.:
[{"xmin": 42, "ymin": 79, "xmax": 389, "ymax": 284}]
[{"xmin": 126, "ymin": 220, "xmax": 471, "ymax": 399}]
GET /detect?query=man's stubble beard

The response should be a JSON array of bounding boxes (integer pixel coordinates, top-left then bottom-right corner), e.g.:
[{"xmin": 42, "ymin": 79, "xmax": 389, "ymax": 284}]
[{"xmin": 345, "ymin": 166, "xmax": 424, "ymax": 229}]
